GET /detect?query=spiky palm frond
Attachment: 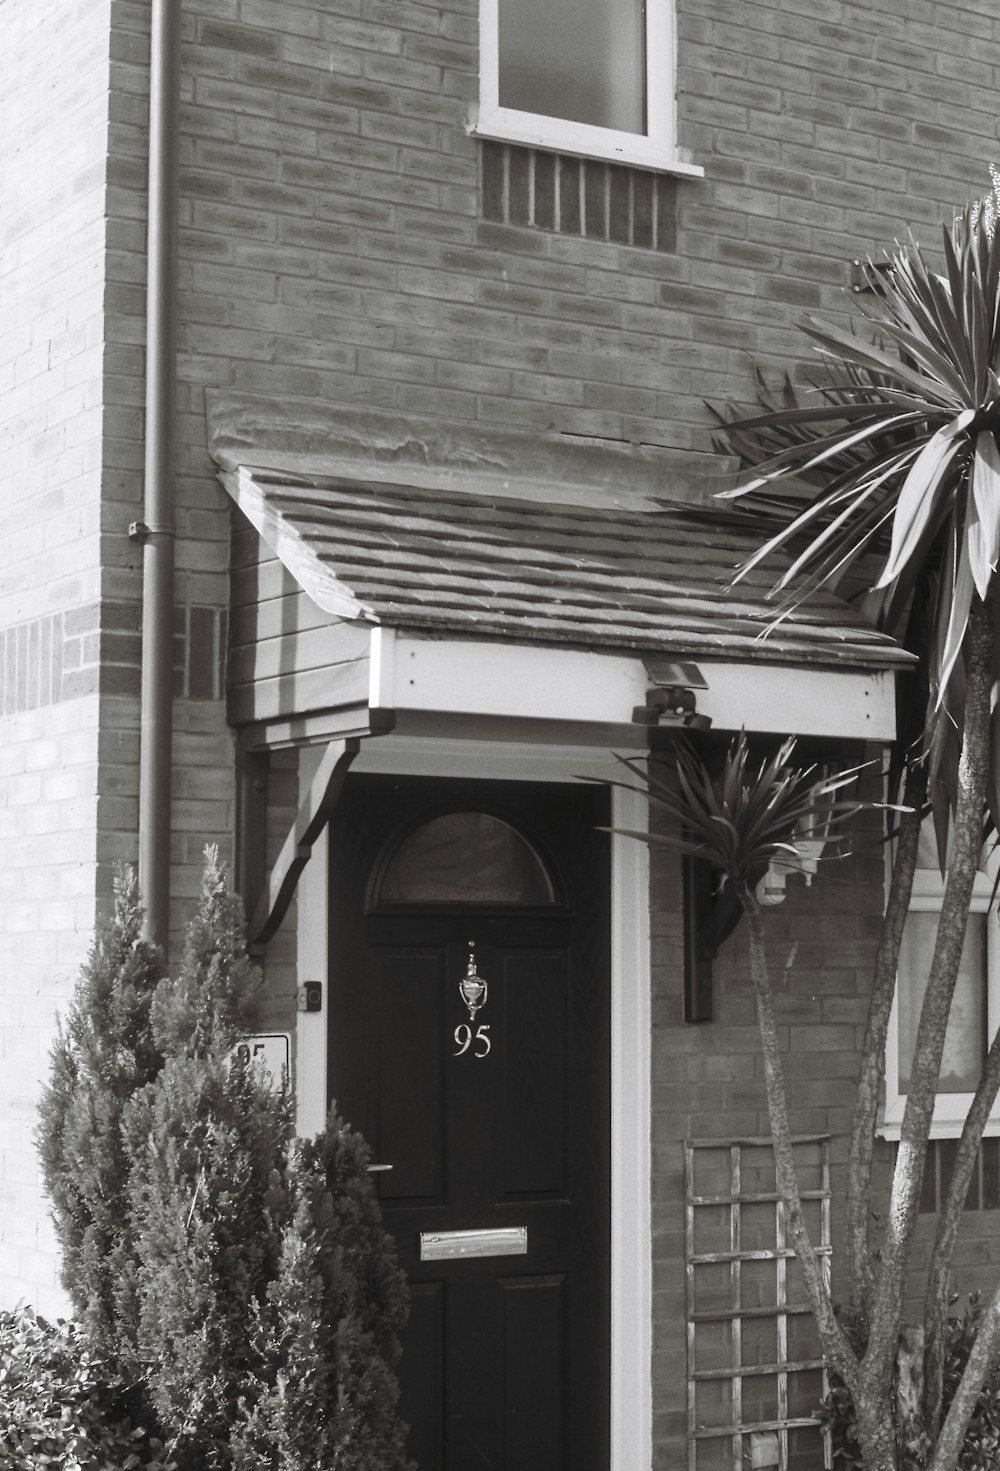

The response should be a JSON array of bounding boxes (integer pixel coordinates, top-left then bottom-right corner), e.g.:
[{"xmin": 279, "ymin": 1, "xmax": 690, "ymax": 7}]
[
  {"xmin": 611, "ymin": 732, "xmax": 863, "ymax": 895},
  {"xmin": 713, "ymin": 173, "xmax": 1000, "ymax": 843}
]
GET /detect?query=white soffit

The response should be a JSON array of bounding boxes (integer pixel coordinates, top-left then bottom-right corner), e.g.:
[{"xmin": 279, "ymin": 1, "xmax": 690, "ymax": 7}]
[{"xmin": 368, "ymin": 630, "xmax": 897, "ymax": 743}]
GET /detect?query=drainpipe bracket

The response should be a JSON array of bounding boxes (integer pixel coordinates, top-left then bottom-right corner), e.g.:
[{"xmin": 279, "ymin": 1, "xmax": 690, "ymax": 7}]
[{"xmin": 129, "ymin": 521, "xmax": 175, "ymax": 542}]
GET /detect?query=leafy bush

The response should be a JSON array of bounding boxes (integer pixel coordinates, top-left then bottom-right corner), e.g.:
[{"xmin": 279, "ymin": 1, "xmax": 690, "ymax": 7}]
[
  {"xmin": 0, "ymin": 1306, "xmax": 172, "ymax": 1469},
  {"xmin": 942, "ymin": 1296, "xmax": 1000, "ymax": 1471},
  {"xmin": 819, "ymin": 1297, "xmax": 1000, "ymax": 1470}
]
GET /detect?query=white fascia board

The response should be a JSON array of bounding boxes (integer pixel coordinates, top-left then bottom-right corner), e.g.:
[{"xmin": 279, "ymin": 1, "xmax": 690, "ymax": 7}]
[
  {"xmin": 371, "ymin": 635, "xmax": 897, "ymax": 742},
  {"xmin": 697, "ymin": 660, "xmax": 896, "ymax": 741}
]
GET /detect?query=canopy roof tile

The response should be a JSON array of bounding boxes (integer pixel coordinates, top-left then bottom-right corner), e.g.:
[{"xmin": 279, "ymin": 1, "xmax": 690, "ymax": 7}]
[{"xmin": 220, "ymin": 465, "xmax": 912, "ymax": 673}]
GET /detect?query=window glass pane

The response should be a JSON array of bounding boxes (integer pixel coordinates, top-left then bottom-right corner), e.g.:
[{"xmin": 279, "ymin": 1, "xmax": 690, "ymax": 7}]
[
  {"xmin": 916, "ymin": 819, "xmax": 945, "ymax": 872},
  {"xmin": 378, "ymin": 812, "xmax": 556, "ymax": 905},
  {"xmin": 914, "ymin": 816, "xmax": 990, "ymax": 877},
  {"xmin": 898, "ymin": 911, "xmax": 986, "ymax": 1093},
  {"xmin": 498, "ymin": 0, "xmax": 646, "ymax": 135}
]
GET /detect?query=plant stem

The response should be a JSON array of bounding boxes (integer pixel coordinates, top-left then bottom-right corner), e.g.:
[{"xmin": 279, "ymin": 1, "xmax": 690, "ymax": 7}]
[
  {"xmin": 924, "ymin": 1021, "xmax": 1000, "ymax": 1430},
  {"xmin": 927, "ymin": 1284, "xmax": 1000, "ymax": 1471},
  {"xmin": 741, "ymin": 888, "xmax": 859, "ymax": 1390},
  {"xmin": 846, "ymin": 761, "xmax": 925, "ymax": 1315},
  {"xmin": 864, "ymin": 595, "xmax": 994, "ymax": 1409}
]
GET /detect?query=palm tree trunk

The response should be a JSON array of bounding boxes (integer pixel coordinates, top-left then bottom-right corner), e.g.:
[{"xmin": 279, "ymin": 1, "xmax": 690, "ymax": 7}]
[
  {"xmin": 928, "ymin": 1286, "xmax": 1000, "ymax": 1471},
  {"xmin": 863, "ymin": 594, "xmax": 994, "ymax": 1429},
  {"xmin": 740, "ymin": 889, "xmax": 859, "ymax": 1389},
  {"xmin": 852, "ymin": 1395, "xmax": 900, "ymax": 1471},
  {"xmin": 846, "ymin": 762, "xmax": 926, "ymax": 1315},
  {"xmin": 924, "ymin": 1021, "xmax": 1000, "ymax": 1429}
]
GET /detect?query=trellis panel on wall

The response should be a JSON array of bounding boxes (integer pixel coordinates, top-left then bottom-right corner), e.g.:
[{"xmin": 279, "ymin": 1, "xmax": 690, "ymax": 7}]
[{"xmin": 685, "ymin": 1136, "xmax": 833, "ymax": 1471}]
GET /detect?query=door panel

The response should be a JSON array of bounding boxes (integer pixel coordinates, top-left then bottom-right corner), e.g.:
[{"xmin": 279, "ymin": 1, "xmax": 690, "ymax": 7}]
[
  {"xmin": 502, "ymin": 1275, "xmax": 567, "ymax": 1469},
  {"xmin": 377, "ymin": 950, "xmax": 446, "ymax": 1203},
  {"xmin": 500, "ymin": 951, "xmax": 568, "ymax": 1198},
  {"xmin": 401, "ymin": 1281, "xmax": 446, "ymax": 1470},
  {"xmin": 329, "ymin": 775, "xmax": 610, "ymax": 1471}
]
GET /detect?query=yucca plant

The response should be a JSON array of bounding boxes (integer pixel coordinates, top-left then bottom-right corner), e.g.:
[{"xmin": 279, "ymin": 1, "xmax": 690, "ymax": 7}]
[
  {"xmin": 702, "ymin": 171, "xmax": 1000, "ymax": 1471},
  {"xmin": 616, "ymin": 734, "xmax": 865, "ymax": 1377}
]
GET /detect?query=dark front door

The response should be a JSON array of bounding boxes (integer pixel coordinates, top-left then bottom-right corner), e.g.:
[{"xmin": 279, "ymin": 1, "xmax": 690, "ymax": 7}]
[{"xmin": 328, "ymin": 775, "xmax": 611, "ymax": 1471}]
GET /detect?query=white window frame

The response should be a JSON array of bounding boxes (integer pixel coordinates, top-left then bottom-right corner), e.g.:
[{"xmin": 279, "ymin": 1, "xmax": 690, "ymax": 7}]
[
  {"xmin": 882, "ymin": 851, "xmax": 1000, "ymax": 1140},
  {"xmin": 471, "ymin": 0, "xmax": 703, "ymax": 177}
]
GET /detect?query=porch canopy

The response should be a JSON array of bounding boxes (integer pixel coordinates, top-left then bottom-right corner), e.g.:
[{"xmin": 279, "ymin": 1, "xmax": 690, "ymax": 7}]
[
  {"xmin": 209, "ymin": 391, "xmax": 911, "ymax": 755},
  {"xmin": 209, "ymin": 393, "xmax": 915, "ymax": 946},
  {"xmin": 217, "ymin": 465, "xmax": 912, "ymax": 750}
]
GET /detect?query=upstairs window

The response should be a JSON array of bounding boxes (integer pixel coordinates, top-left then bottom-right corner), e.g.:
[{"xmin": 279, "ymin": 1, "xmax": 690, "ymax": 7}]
[
  {"xmin": 473, "ymin": 0, "xmax": 702, "ymax": 176},
  {"xmin": 882, "ymin": 821, "xmax": 1000, "ymax": 1139}
]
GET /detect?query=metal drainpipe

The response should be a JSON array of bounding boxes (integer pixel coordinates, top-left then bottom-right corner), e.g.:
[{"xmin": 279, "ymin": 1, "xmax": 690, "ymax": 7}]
[{"xmin": 137, "ymin": 0, "xmax": 181, "ymax": 951}]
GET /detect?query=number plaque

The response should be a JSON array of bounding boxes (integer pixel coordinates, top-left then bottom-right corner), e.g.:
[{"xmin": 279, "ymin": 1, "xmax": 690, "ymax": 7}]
[
  {"xmin": 232, "ymin": 1033, "xmax": 290, "ymax": 1092},
  {"xmin": 453, "ymin": 1022, "xmax": 491, "ymax": 1058}
]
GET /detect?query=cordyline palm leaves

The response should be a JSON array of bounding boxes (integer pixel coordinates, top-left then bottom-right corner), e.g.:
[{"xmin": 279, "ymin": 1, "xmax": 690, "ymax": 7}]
[
  {"xmin": 716, "ymin": 173, "xmax": 1000, "ymax": 849},
  {"xmin": 615, "ymin": 733, "xmax": 860, "ymax": 888},
  {"xmin": 705, "ymin": 173, "xmax": 1000, "ymax": 1471}
]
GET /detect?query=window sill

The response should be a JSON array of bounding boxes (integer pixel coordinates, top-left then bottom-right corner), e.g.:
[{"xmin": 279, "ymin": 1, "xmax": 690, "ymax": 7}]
[
  {"xmin": 470, "ymin": 108, "xmax": 704, "ymax": 179},
  {"xmin": 879, "ymin": 1117, "xmax": 1000, "ymax": 1142}
]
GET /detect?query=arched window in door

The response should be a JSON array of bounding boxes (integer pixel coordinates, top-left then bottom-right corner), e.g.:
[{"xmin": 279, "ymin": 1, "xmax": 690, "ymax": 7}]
[{"xmin": 374, "ymin": 810, "xmax": 558, "ymax": 907}]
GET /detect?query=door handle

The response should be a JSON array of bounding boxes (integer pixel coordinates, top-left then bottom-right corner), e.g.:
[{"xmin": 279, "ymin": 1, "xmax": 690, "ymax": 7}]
[{"xmin": 367, "ymin": 1163, "xmax": 393, "ymax": 1173}]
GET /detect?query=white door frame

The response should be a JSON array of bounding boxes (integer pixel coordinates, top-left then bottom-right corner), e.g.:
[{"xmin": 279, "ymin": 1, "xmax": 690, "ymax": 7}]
[{"xmin": 295, "ymin": 735, "xmax": 653, "ymax": 1471}]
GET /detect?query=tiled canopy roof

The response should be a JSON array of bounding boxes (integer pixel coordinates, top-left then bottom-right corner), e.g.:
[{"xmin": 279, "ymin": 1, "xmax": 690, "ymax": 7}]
[{"xmin": 221, "ymin": 466, "xmax": 912, "ymax": 672}]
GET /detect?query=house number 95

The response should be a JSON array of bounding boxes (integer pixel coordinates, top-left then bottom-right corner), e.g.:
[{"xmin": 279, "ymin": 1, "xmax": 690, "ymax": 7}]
[{"xmin": 454, "ymin": 1023, "xmax": 491, "ymax": 1058}]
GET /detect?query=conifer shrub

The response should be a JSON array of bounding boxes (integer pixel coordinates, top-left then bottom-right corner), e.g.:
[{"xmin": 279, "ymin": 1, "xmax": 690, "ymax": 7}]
[
  {"xmin": 37, "ymin": 846, "xmax": 412, "ymax": 1470},
  {"xmin": 36, "ymin": 865, "xmax": 165, "ymax": 1364},
  {"xmin": 123, "ymin": 1053, "xmax": 294, "ymax": 1465},
  {"xmin": 229, "ymin": 1122, "xmax": 413, "ymax": 1471}
]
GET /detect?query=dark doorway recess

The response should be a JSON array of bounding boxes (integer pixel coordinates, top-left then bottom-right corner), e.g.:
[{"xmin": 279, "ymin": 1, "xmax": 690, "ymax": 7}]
[{"xmin": 328, "ymin": 774, "xmax": 611, "ymax": 1471}]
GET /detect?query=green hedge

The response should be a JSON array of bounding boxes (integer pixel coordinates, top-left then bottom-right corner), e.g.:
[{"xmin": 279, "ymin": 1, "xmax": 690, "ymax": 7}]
[{"xmin": 0, "ymin": 1307, "xmax": 171, "ymax": 1469}]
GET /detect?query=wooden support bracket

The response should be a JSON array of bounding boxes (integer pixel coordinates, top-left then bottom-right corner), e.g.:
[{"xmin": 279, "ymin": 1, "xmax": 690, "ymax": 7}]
[
  {"xmin": 236, "ymin": 746, "xmax": 270, "ymax": 922},
  {"xmin": 249, "ymin": 737, "xmax": 359, "ymax": 949}
]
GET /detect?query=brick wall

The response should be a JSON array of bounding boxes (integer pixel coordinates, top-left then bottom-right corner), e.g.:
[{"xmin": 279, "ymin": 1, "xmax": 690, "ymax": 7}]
[
  {"xmin": 0, "ymin": 0, "xmax": 238, "ymax": 1314},
  {"xmin": 0, "ymin": 702, "xmax": 105, "ymax": 1314},
  {"xmin": 95, "ymin": 0, "xmax": 1000, "ymax": 1458},
  {"xmin": 648, "ymin": 814, "xmax": 893, "ymax": 1460},
  {"xmin": 96, "ymin": 0, "xmax": 1000, "ymax": 960},
  {"xmin": 157, "ymin": 0, "xmax": 997, "ymax": 461},
  {"xmin": 96, "ymin": 0, "xmax": 1000, "ymax": 944},
  {"xmin": 0, "ymin": 0, "xmax": 115, "ymax": 1313}
]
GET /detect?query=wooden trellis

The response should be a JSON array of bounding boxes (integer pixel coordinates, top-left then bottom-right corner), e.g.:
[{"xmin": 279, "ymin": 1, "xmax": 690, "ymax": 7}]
[{"xmin": 685, "ymin": 1136, "xmax": 833, "ymax": 1471}]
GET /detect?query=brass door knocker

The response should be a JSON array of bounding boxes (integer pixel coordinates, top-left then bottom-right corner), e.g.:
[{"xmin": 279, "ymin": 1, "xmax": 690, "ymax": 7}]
[{"xmin": 458, "ymin": 941, "xmax": 488, "ymax": 1020}]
